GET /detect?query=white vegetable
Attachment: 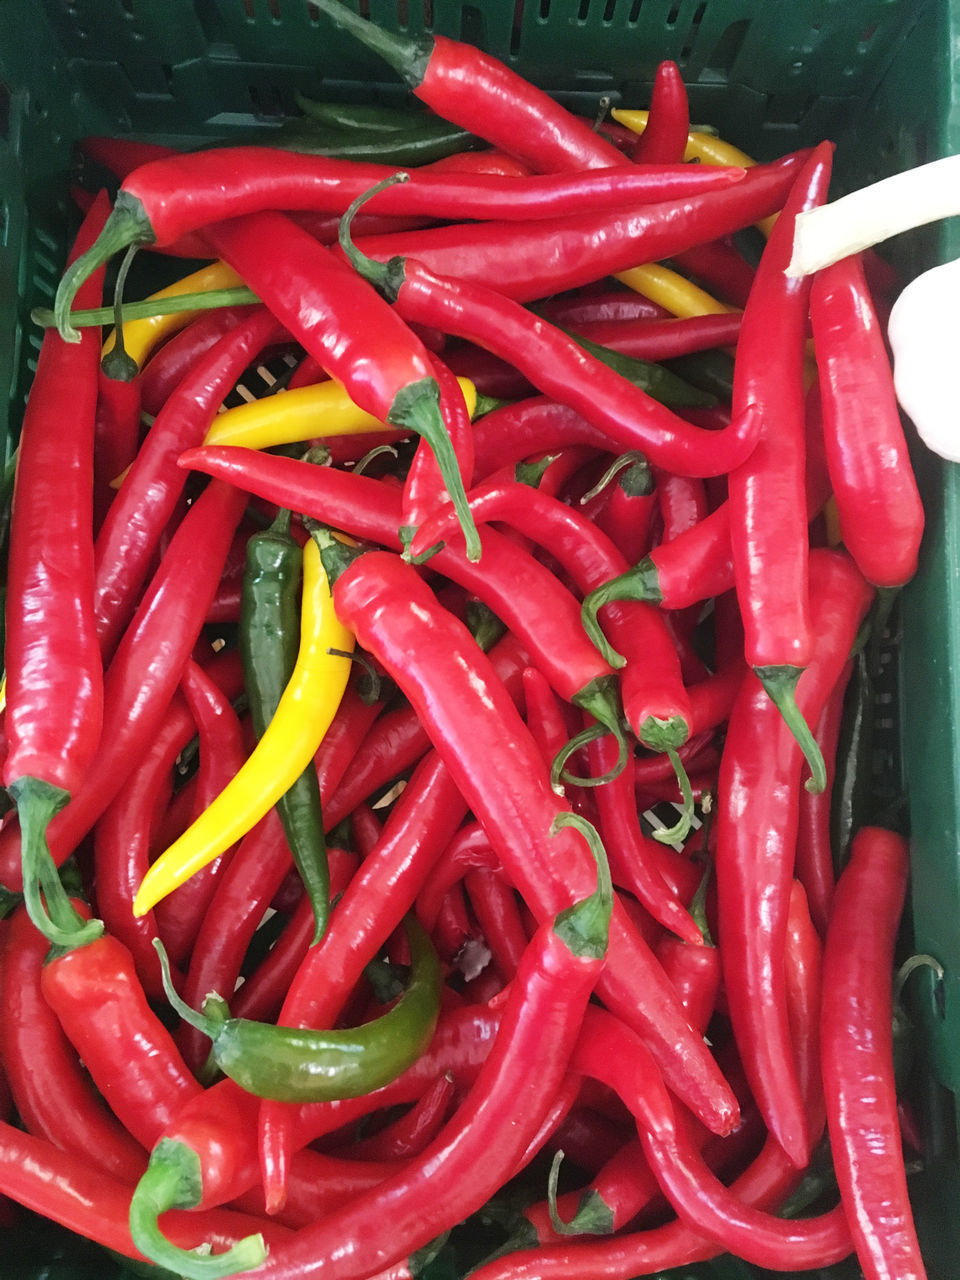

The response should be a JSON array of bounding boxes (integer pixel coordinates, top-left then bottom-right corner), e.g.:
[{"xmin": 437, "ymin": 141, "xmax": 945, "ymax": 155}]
[
  {"xmin": 887, "ymin": 256, "xmax": 960, "ymax": 462},
  {"xmin": 786, "ymin": 154, "xmax": 960, "ymax": 278}
]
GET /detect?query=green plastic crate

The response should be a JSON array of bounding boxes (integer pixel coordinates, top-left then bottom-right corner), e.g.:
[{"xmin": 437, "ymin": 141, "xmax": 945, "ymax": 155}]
[{"xmin": 0, "ymin": 1, "xmax": 956, "ymax": 1277}]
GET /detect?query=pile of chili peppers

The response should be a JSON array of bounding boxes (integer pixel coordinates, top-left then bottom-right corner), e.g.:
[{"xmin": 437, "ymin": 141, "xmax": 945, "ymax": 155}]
[{"xmin": 0, "ymin": 3, "xmax": 933, "ymax": 1277}]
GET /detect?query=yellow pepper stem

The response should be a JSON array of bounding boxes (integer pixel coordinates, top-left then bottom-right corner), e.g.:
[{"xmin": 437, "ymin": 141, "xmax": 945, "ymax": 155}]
[{"xmin": 132, "ymin": 538, "xmax": 354, "ymax": 917}]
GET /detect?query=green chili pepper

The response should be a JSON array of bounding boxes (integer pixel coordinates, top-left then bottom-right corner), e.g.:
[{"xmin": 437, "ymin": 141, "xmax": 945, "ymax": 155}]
[
  {"xmin": 240, "ymin": 507, "xmax": 331, "ymax": 944},
  {"xmin": 154, "ymin": 916, "xmax": 441, "ymax": 1102},
  {"xmin": 662, "ymin": 348, "xmax": 736, "ymax": 403},
  {"xmin": 830, "ymin": 644, "xmax": 875, "ymax": 876},
  {"xmin": 560, "ymin": 329, "xmax": 717, "ymax": 408},
  {"xmin": 265, "ymin": 116, "xmax": 481, "ymax": 163},
  {"xmin": 294, "ymin": 92, "xmax": 445, "ymax": 135}
]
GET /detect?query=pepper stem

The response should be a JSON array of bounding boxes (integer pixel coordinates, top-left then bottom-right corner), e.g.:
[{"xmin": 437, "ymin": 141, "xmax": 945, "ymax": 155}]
[
  {"xmin": 34, "ymin": 286, "xmax": 260, "ymax": 332},
  {"xmin": 339, "ymin": 174, "xmax": 410, "ymax": 301},
  {"xmin": 305, "ymin": 522, "xmax": 367, "ymax": 586},
  {"xmin": 387, "ymin": 377, "xmax": 482, "ymax": 562},
  {"xmin": 53, "ymin": 193, "xmax": 155, "ymax": 342},
  {"xmin": 129, "ymin": 1139, "xmax": 266, "ymax": 1280},
  {"xmin": 101, "ymin": 243, "xmax": 140, "ymax": 381},
  {"xmin": 755, "ymin": 664, "xmax": 827, "ymax": 794},
  {"xmin": 545, "ymin": 1150, "xmax": 616, "ymax": 1236},
  {"xmin": 154, "ymin": 937, "xmax": 225, "ymax": 1041},
  {"xmin": 562, "ymin": 676, "xmax": 629, "ymax": 788},
  {"xmin": 311, "ymin": 0, "xmax": 433, "ymax": 86},
  {"xmin": 637, "ymin": 715, "xmax": 695, "ymax": 846},
  {"xmin": 549, "ymin": 812, "xmax": 613, "ymax": 959},
  {"xmin": 11, "ymin": 776, "xmax": 103, "ymax": 950},
  {"xmin": 579, "ymin": 451, "xmax": 652, "ymax": 505},
  {"xmin": 581, "ymin": 559, "xmax": 663, "ymax": 667}
]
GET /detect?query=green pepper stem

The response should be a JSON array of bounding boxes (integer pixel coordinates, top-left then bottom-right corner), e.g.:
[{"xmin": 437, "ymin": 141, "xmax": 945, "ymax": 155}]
[
  {"xmin": 637, "ymin": 715, "xmax": 695, "ymax": 846},
  {"xmin": 129, "ymin": 1139, "xmax": 266, "ymax": 1280},
  {"xmin": 154, "ymin": 937, "xmax": 225, "ymax": 1040},
  {"xmin": 100, "ymin": 243, "xmax": 140, "ymax": 381},
  {"xmin": 546, "ymin": 1150, "xmax": 615, "ymax": 1236},
  {"xmin": 755, "ymin": 664, "xmax": 827, "ymax": 795},
  {"xmin": 338, "ymin": 174, "xmax": 410, "ymax": 300},
  {"xmin": 578, "ymin": 451, "xmax": 652, "ymax": 505},
  {"xmin": 11, "ymin": 776, "xmax": 103, "ymax": 950},
  {"xmin": 53, "ymin": 194, "xmax": 156, "ymax": 342},
  {"xmin": 311, "ymin": 0, "xmax": 433, "ymax": 86},
  {"xmin": 581, "ymin": 560, "xmax": 663, "ymax": 667},
  {"xmin": 550, "ymin": 812, "xmax": 613, "ymax": 959},
  {"xmin": 306, "ymin": 521, "xmax": 368, "ymax": 585},
  {"xmin": 33, "ymin": 286, "xmax": 260, "ymax": 333},
  {"xmin": 562, "ymin": 676, "xmax": 629, "ymax": 788},
  {"xmin": 388, "ymin": 377, "xmax": 481, "ymax": 562}
]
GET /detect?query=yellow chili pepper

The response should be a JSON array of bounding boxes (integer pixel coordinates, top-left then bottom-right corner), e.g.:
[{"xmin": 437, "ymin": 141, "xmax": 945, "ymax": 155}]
[
  {"xmin": 205, "ymin": 376, "xmax": 478, "ymax": 450},
  {"xmin": 612, "ymin": 110, "xmax": 776, "ymax": 237},
  {"xmin": 613, "ymin": 263, "xmax": 737, "ymax": 318},
  {"xmin": 102, "ymin": 260, "xmax": 244, "ymax": 371},
  {"xmin": 132, "ymin": 537, "xmax": 353, "ymax": 917}
]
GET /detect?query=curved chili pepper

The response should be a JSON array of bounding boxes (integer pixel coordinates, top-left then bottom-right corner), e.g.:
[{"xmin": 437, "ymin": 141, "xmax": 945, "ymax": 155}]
[
  {"xmin": 727, "ymin": 140, "xmax": 834, "ymax": 790},
  {"xmin": 4, "ymin": 196, "xmax": 110, "ymax": 949},
  {"xmin": 571, "ymin": 311, "xmax": 743, "ymax": 363},
  {"xmin": 195, "ymin": 816, "xmax": 611, "ymax": 1280},
  {"xmin": 152, "ymin": 656, "xmax": 249, "ymax": 964},
  {"xmin": 342, "ymin": 1073, "xmax": 455, "ymax": 1162},
  {"xmin": 671, "ymin": 238, "xmax": 757, "ymax": 310},
  {"xmin": 242, "ymin": 508, "xmax": 332, "ymax": 943},
  {"xmin": 464, "ymin": 868, "xmax": 529, "ymax": 982},
  {"xmin": 93, "ymin": 360, "xmax": 141, "ymax": 534},
  {"xmin": 341, "ymin": 190, "xmax": 759, "ymax": 481},
  {"xmin": 155, "ymin": 914, "xmax": 441, "ymax": 1102},
  {"xmin": 138, "ymin": 304, "xmax": 271, "ymax": 417},
  {"xmin": 132, "ymin": 536, "xmax": 353, "ymax": 917},
  {"xmin": 0, "ymin": 905, "xmax": 147, "ymax": 1183},
  {"xmin": 94, "ymin": 306, "xmax": 284, "ymax": 659},
  {"xmin": 203, "ymin": 210, "xmax": 481, "ymax": 558},
  {"xmin": 60, "ymin": 148, "xmax": 746, "ymax": 295},
  {"xmin": 715, "ymin": 547, "xmax": 873, "ymax": 1169},
  {"xmin": 313, "ymin": 0, "xmax": 624, "ymax": 173},
  {"xmin": 821, "ymin": 826, "xmax": 925, "ymax": 1280},
  {"xmin": 538, "ymin": 290, "xmax": 670, "ymax": 327},
  {"xmin": 0, "ymin": 1118, "xmax": 290, "ymax": 1269},
  {"xmin": 319, "ymin": 542, "xmax": 739, "ymax": 1135},
  {"xmin": 39, "ymin": 929, "xmax": 202, "ymax": 1150},
  {"xmin": 1, "ymin": 480, "xmax": 247, "ymax": 914},
  {"xmin": 340, "ymin": 152, "xmax": 808, "ymax": 304},
  {"xmin": 631, "ymin": 61, "xmax": 689, "ymax": 164},
  {"xmin": 401, "ymin": 352, "xmax": 476, "ymax": 538},
  {"xmin": 810, "ymin": 251, "xmax": 924, "ymax": 590},
  {"xmin": 92, "ymin": 686, "xmax": 195, "ymax": 998}
]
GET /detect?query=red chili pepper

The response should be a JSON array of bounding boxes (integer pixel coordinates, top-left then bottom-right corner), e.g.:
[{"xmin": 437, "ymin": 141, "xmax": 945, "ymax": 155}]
[
  {"xmin": 92, "ymin": 688, "xmax": 195, "ymax": 998},
  {"xmin": 671, "ymin": 238, "xmax": 757, "ymax": 310},
  {"xmin": 319, "ymin": 543, "xmax": 739, "ymax": 1135},
  {"xmin": 93, "ymin": 361, "xmax": 141, "ymax": 534},
  {"xmin": 3, "ymin": 195, "xmax": 110, "ymax": 948},
  {"xmin": 538, "ymin": 290, "xmax": 670, "ymax": 327},
  {"xmin": 631, "ymin": 61, "xmax": 689, "ymax": 164},
  {"xmin": 821, "ymin": 827, "xmax": 925, "ymax": 1280},
  {"xmin": 342, "ymin": 1074, "xmax": 455, "ymax": 1162},
  {"xmin": 79, "ymin": 135, "xmax": 178, "ymax": 178},
  {"xmin": 39, "ymin": 929, "xmax": 202, "ymax": 1149},
  {"xmin": 416, "ymin": 821, "xmax": 499, "ymax": 934},
  {"xmin": 0, "ymin": 1118, "xmax": 290, "ymax": 1266},
  {"xmin": 230, "ymin": 848, "xmax": 360, "ymax": 1025},
  {"xmin": 784, "ymin": 879, "xmax": 825, "ymax": 1136},
  {"xmin": 341, "ymin": 198, "xmax": 760, "ymax": 480},
  {"xmin": 810, "ymin": 252, "xmax": 924, "ymax": 590},
  {"xmin": 401, "ymin": 351, "xmax": 475, "ymax": 534},
  {"xmin": 152, "ymin": 658, "xmax": 248, "ymax": 962},
  {"xmin": 339, "ymin": 151, "xmax": 809, "ymax": 303},
  {"xmin": 590, "ymin": 455, "xmax": 659, "ymax": 566},
  {"xmin": 0, "ymin": 905, "xmax": 147, "ymax": 1183},
  {"xmin": 715, "ymin": 547, "xmax": 873, "ymax": 1169},
  {"xmin": 795, "ymin": 658, "xmax": 852, "ymax": 935},
  {"xmin": 203, "ymin": 210, "xmax": 482, "ymax": 557},
  {"xmin": 0, "ymin": 478, "xmax": 248, "ymax": 893},
  {"xmin": 94, "ymin": 306, "xmax": 284, "ymax": 658},
  {"xmin": 313, "ymin": 0, "xmax": 626, "ymax": 172},
  {"xmin": 727, "ymin": 141, "xmax": 834, "ymax": 788},
  {"xmin": 571, "ymin": 311, "xmax": 743, "ymax": 362},
  {"xmin": 226, "ymin": 823, "xmax": 612, "ymax": 1280},
  {"xmin": 464, "ymin": 868, "xmax": 530, "ymax": 982}
]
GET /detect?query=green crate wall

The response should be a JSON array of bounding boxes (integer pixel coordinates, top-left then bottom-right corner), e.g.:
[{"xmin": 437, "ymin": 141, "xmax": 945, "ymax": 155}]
[{"xmin": 0, "ymin": 2, "xmax": 956, "ymax": 1277}]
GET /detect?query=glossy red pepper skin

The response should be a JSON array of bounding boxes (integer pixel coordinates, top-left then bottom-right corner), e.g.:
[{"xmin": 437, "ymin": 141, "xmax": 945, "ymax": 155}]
[
  {"xmin": 253, "ymin": 913, "xmax": 607, "ymax": 1280},
  {"xmin": 358, "ymin": 252, "xmax": 759, "ymax": 480},
  {"xmin": 0, "ymin": 479, "xmax": 247, "ymax": 891},
  {"xmin": 93, "ymin": 365, "xmax": 141, "ymax": 533},
  {"xmin": 0, "ymin": 906, "xmax": 147, "ymax": 1183},
  {"xmin": 3, "ymin": 195, "xmax": 109, "ymax": 798},
  {"xmin": 810, "ymin": 253, "xmax": 924, "ymax": 588},
  {"xmin": 631, "ymin": 61, "xmax": 689, "ymax": 164},
  {"xmin": 715, "ymin": 547, "xmax": 873, "ymax": 1169},
  {"xmin": 572, "ymin": 311, "xmax": 743, "ymax": 362},
  {"xmin": 112, "ymin": 149, "xmax": 744, "ymax": 245},
  {"xmin": 0, "ymin": 1118, "xmax": 291, "ymax": 1264},
  {"xmin": 40, "ymin": 932, "xmax": 202, "ymax": 1149},
  {"xmin": 345, "ymin": 152, "xmax": 808, "ymax": 303},
  {"xmin": 139, "ymin": 304, "xmax": 272, "ymax": 416},
  {"xmin": 465, "ymin": 868, "xmax": 530, "ymax": 982},
  {"xmin": 401, "ymin": 351, "xmax": 475, "ymax": 532},
  {"xmin": 671, "ymin": 238, "xmax": 756, "ymax": 309},
  {"xmin": 327, "ymin": 550, "xmax": 738, "ymax": 1136},
  {"xmin": 822, "ymin": 827, "xmax": 925, "ymax": 1280},
  {"xmin": 94, "ymin": 307, "xmax": 284, "ymax": 659},
  {"xmin": 727, "ymin": 142, "xmax": 833, "ymax": 673}
]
